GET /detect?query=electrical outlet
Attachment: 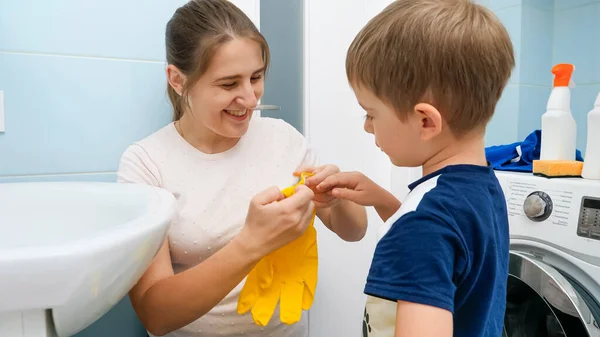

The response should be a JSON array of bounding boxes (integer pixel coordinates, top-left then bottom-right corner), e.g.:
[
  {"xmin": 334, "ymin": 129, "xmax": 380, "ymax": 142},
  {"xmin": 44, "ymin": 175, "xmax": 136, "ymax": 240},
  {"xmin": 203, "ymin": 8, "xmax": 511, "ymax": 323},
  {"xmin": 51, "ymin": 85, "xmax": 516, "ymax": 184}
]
[{"xmin": 0, "ymin": 90, "xmax": 4, "ymax": 133}]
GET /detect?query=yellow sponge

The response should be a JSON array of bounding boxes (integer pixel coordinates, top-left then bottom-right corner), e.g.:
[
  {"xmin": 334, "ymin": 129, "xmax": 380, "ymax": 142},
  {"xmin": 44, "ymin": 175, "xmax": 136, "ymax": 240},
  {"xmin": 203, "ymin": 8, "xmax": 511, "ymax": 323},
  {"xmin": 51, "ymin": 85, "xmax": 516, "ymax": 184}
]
[{"xmin": 532, "ymin": 160, "xmax": 583, "ymax": 178}]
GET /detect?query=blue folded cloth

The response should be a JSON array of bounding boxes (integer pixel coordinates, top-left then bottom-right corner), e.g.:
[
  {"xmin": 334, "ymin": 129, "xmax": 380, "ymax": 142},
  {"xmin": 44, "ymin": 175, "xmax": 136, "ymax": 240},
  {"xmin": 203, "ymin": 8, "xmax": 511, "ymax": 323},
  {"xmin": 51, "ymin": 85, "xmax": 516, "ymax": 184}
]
[{"xmin": 485, "ymin": 130, "xmax": 584, "ymax": 172}]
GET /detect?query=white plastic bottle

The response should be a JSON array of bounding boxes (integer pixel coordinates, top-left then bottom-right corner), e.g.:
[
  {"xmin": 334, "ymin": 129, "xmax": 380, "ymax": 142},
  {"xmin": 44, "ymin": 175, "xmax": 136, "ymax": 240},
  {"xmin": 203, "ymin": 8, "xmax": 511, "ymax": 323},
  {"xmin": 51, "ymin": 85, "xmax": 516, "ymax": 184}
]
[
  {"xmin": 582, "ymin": 92, "xmax": 600, "ymax": 179},
  {"xmin": 540, "ymin": 63, "xmax": 577, "ymax": 161}
]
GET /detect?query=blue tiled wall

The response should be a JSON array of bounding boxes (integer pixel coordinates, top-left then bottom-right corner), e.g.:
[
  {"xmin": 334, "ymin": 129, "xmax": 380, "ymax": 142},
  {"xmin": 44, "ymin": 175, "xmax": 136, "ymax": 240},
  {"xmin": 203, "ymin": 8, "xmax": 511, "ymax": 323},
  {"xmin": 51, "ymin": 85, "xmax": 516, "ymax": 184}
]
[
  {"xmin": 480, "ymin": 0, "xmax": 600, "ymax": 155},
  {"xmin": 516, "ymin": 0, "xmax": 554, "ymax": 143},
  {"xmin": 0, "ymin": 0, "xmax": 186, "ymax": 336},
  {"xmin": 0, "ymin": 1, "xmax": 180, "ymax": 182}
]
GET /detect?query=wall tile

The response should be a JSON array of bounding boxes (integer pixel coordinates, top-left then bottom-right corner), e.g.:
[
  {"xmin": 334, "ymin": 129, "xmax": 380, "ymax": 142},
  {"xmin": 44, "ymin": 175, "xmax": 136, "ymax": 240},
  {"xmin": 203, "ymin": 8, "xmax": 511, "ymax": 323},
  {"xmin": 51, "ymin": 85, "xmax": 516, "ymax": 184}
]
[
  {"xmin": 73, "ymin": 296, "xmax": 146, "ymax": 337},
  {"xmin": 473, "ymin": 0, "xmax": 492, "ymax": 7},
  {"xmin": 495, "ymin": 6, "xmax": 522, "ymax": 84},
  {"xmin": 489, "ymin": 0, "xmax": 522, "ymax": 11},
  {"xmin": 523, "ymin": 0, "xmax": 554, "ymax": 11},
  {"xmin": 0, "ymin": 53, "xmax": 172, "ymax": 176},
  {"xmin": 570, "ymin": 84, "xmax": 600, "ymax": 152},
  {"xmin": 0, "ymin": 0, "xmax": 187, "ymax": 61},
  {"xmin": 0, "ymin": 172, "xmax": 116, "ymax": 183},
  {"xmin": 486, "ymin": 84, "xmax": 520, "ymax": 146},
  {"xmin": 555, "ymin": 0, "xmax": 600, "ymax": 11},
  {"xmin": 517, "ymin": 85, "xmax": 551, "ymax": 140},
  {"xmin": 553, "ymin": 3, "xmax": 600, "ymax": 84},
  {"xmin": 510, "ymin": 84, "xmax": 600, "ymax": 155},
  {"xmin": 520, "ymin": 4, "xmax": 554, "ymax": 85}
]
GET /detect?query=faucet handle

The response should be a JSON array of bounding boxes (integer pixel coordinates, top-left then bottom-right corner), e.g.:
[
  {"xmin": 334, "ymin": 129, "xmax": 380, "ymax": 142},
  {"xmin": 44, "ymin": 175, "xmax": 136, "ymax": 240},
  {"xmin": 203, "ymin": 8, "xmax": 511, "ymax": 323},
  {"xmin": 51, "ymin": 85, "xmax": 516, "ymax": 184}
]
[{"xmin": 254, "ymin": 104, "xmax": 281, "ymax": 111}]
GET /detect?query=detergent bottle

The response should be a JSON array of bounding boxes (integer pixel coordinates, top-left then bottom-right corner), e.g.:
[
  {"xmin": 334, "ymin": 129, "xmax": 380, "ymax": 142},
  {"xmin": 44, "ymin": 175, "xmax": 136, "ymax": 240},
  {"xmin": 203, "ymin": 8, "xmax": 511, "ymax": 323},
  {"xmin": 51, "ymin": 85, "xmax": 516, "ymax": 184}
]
[
  {"xmin": 540, "ymin": 63, "xmax": 577, "ymax": 161},
  {"xmin": 582, "ymin": 92, "xmax": 600, "ymax": 179}
]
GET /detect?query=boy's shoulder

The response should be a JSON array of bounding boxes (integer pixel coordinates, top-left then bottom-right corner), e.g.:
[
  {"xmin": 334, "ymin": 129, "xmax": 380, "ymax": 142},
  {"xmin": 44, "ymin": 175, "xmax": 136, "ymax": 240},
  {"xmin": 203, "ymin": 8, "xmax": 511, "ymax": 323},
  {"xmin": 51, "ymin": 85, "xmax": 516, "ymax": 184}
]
[{"xmin": 381, "ymin": 164, "xmax": 503, "ymax": 237}]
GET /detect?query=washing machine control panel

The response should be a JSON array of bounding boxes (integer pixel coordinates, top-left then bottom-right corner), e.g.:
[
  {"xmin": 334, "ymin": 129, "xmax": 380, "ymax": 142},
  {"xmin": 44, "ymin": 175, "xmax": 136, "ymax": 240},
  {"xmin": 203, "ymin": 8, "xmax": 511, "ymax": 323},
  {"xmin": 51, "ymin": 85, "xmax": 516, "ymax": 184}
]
[
  {"xmin": 578, "ymin": 197, "xmax": 600, "ymax": 240},
  {"xmin": 496, "ymin": 172, "xmax": 600, "ymax": 255}
]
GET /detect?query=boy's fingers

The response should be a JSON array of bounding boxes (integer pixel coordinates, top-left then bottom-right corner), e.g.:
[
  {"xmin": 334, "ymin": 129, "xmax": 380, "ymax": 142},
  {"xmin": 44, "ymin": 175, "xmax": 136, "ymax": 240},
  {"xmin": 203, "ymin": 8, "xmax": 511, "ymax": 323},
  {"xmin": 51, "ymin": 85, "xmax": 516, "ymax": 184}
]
[
  {"xmin": 330, "ymin": 188, "xmax": 363, "ymax": 204},
  {"xmin": 317, "ymin": 172, "xmax": 358, "ymax": 192},
  {"xmin": 305, "ymin": 166, "xmax": 337, "ymax": 186}
]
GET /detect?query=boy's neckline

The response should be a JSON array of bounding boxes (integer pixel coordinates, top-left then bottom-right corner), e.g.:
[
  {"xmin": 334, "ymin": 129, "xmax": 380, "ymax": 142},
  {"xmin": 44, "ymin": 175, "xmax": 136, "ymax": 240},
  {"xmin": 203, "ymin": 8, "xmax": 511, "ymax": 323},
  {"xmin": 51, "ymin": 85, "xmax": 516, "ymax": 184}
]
[{"xmin": 408, "ymin": 164, "xmax": 493, "ymax": 191}]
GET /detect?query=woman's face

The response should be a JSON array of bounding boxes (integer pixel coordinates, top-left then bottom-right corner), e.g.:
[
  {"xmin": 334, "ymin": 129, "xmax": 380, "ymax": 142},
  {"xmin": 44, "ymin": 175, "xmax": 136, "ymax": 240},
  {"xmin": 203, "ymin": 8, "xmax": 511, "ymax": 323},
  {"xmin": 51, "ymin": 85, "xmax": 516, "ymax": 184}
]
[{"xmin": 170, "ymin": 37, "xmax": 266, "ymax": 140}]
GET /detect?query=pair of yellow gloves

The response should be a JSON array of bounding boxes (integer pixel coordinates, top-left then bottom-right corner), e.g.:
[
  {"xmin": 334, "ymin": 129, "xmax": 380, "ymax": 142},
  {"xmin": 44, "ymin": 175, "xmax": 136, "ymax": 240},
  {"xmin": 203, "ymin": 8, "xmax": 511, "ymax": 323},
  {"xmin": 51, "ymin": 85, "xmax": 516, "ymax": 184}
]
[{"xmin": 237, "ymin": 172, "xmax": 318, "ymax": 326}]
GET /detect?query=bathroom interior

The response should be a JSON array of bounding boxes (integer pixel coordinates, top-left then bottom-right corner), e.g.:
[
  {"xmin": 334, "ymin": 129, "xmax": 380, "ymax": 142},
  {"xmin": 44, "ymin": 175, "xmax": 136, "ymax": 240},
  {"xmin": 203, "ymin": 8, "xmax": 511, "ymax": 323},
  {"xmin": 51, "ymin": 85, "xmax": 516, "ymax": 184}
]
[{"xmin": 2, "ymin": 0, "xmax": 600, "ymax": 336}]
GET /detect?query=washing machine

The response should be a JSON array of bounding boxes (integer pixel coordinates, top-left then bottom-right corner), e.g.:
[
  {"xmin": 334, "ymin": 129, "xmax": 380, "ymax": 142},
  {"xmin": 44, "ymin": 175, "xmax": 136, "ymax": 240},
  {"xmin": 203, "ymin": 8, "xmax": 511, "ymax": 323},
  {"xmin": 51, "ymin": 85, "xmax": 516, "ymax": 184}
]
[{"xmin": 496, "ymin": 171, "xmax": 600, "ymax": 336}]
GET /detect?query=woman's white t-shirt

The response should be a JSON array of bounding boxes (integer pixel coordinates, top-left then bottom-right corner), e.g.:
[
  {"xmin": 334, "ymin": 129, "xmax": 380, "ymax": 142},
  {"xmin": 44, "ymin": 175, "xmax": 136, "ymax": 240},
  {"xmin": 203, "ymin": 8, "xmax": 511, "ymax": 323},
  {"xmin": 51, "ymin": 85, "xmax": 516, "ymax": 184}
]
[{"xmin": 117, "ymin": 117, "xmax": 317, "ymax": 337}]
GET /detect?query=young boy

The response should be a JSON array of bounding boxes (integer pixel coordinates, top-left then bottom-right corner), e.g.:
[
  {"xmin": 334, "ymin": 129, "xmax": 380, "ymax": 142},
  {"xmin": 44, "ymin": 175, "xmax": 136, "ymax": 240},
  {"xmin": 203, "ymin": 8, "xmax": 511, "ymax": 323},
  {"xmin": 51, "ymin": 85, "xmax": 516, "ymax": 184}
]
[{"xmin": 315, "ymin": 1, "xmax": 514, "ymax": 336}]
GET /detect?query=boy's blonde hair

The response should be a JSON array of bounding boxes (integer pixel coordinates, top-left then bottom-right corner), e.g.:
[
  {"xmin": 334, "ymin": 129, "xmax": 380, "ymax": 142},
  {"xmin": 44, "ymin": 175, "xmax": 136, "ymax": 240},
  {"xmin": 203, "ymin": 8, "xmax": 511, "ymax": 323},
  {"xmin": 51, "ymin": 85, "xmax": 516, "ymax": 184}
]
[{"xmin": 346, "ymin": 0, "xmax": 515, "ymax": 136}]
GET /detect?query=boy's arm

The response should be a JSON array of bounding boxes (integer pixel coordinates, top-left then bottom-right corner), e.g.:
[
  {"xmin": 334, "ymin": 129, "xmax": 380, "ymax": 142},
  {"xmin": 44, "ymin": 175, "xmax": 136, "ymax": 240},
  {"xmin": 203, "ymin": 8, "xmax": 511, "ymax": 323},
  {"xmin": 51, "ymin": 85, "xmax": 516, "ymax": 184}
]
[
  {"xmin": 370, "ymin": 187, "xmax": 401, "ymax": 222},
  {"xmin": 365, "ymin": 211, "xmax": 467, "ymax": 336},
  {"xmin": 316, "ymin": 199, "xmax": 367, "ymax": 241},
  {"xmin": 316, "ymin": 171, "xmax": 401, "ymax": 222},
  {"xmin": 395, "ymin": 301, "xmax": 453, "ymax": 337}
]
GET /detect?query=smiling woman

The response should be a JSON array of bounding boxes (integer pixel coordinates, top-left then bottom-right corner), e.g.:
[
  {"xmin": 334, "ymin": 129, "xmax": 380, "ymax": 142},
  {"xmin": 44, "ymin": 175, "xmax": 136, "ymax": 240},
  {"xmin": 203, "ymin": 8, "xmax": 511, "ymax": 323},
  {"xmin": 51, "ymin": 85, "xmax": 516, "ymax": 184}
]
[
  {"xmin": 115, "ymin": 0, "xmax": 367, "ymax": 336},
  {"xmin": 164, "ymin": 0, "xmax": 269, "ymax": 154},
  {"xmin": 169, "ymin": 36, "xmax": 267, "ymax": 154}
]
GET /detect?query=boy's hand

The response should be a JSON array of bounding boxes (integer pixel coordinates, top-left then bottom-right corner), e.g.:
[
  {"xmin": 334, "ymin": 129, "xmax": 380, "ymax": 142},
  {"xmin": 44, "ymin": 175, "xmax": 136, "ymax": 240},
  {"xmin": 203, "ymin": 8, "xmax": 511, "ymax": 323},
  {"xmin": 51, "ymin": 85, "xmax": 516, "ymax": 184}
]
[
  {"xmin": 294, "ymin": 165, "xmax": 341, "ymax": 209},
  {"xmin": 315, "ymin": 171, "xmax": 380, "ymax": 206},
  {"xmin": 316, "ymin": 171, "xmax": 401, "ymax": 222},
  {"xmin": 295, "ymin": 165, "xmax": 368, "ymax": 241}
]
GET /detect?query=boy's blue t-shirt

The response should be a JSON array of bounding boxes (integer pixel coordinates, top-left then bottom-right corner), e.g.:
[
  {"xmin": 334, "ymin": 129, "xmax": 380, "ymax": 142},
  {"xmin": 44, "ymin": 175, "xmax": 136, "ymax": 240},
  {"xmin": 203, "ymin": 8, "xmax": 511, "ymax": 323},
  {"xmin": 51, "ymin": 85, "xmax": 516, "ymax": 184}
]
[{"xmin": 362, "ymin": 165, "xmax": 509, "ymax": 337}]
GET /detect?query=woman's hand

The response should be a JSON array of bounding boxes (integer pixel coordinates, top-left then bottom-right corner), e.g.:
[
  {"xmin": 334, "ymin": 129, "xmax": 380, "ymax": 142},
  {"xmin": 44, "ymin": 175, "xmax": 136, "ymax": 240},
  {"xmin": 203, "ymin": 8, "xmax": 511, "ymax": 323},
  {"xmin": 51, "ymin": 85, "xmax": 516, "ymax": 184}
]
[{"xmin": 238, "ymin": 185, "xmax": 316, "ymax": 258}]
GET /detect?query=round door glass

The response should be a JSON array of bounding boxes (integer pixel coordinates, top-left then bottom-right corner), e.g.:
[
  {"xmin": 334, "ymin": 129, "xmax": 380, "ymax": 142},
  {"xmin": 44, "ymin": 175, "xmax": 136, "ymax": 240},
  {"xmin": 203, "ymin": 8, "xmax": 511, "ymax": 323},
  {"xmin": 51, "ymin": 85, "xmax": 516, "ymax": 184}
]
[{"xmin": 503, "ymin": 252, "xmax": 600, "ymax": 337}]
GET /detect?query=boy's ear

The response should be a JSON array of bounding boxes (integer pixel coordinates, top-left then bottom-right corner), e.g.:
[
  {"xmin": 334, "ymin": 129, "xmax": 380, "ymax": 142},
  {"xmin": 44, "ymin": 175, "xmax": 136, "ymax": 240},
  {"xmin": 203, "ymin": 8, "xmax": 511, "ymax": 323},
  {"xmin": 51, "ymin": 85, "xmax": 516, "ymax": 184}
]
[{"xmin": 412, "ymin": 103, "xmax": 443, "ymax": 141}]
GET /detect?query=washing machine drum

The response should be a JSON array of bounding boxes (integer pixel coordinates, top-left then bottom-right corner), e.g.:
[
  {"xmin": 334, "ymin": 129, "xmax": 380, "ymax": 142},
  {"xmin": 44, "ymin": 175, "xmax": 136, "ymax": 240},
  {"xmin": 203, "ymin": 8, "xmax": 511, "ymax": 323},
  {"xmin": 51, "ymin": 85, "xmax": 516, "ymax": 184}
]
[{"xmin": 504, "ymin": 251, "xmax": 600, "ymax": 337}]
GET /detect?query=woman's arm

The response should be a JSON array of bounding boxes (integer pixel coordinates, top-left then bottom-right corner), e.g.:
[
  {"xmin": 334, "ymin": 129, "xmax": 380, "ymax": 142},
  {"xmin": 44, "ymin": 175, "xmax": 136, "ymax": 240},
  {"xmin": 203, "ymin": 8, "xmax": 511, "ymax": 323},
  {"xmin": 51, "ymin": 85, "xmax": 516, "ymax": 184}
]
[{"xmin": 129, "ymin": 236, "xmax": 260, "ymax": 336}]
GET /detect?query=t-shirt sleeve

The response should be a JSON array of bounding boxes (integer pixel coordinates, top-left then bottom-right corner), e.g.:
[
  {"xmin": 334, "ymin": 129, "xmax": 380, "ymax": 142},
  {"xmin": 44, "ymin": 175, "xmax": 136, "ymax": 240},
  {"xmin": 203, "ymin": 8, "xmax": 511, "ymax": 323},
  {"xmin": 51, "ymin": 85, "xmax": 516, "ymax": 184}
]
[
  {"xmin": 300, "ymin": 146, "xmax": 319, "ymax": 168},
  {"xmin": 276, "ymin": 118, "xmax": 320, "ymax": 169},
  {"xmin": 365, "ymin": 211, "xmax": 466, "ymax": 313},
  {"xmin": 117, "ymin": 144, "xmax": 162, "ymax": 187}
]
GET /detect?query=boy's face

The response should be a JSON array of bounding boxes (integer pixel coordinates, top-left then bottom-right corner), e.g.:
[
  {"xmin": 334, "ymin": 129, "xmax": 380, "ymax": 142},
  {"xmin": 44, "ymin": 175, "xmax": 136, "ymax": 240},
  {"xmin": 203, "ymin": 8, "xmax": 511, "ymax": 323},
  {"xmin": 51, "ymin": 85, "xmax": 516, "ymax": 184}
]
[{"xmin": 352, "ymin": 84, "xmax": 435, "ymax": 167}]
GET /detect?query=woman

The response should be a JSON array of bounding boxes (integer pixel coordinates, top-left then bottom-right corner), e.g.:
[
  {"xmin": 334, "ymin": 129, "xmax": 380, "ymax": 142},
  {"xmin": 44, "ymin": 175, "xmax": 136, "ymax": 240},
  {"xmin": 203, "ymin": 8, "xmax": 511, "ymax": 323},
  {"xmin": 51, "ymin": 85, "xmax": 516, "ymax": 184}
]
[{"xmin": 117, "ymin": 1, "xmax": 367, "ymax": 336}]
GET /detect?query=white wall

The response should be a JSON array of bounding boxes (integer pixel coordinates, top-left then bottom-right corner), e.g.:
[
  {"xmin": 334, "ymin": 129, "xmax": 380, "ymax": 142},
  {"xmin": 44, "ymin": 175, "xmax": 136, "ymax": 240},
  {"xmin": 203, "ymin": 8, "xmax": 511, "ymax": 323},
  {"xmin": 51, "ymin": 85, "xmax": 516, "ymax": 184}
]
[
  {"xmin": 231, "ymin": 0, "xmax": 260, "ymax": 29},
  {"xmin": 303, "ymin": 1, "xmax": 419, "ymax": 336}
]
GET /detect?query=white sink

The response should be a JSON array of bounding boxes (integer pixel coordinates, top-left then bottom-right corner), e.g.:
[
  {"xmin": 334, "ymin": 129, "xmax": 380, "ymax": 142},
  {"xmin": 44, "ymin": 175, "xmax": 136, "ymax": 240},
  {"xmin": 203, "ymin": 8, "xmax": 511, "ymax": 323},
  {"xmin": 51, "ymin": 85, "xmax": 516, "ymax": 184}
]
[{"xmin": 0, "ymin": 182, "xmax": 176, "ymax": 337}]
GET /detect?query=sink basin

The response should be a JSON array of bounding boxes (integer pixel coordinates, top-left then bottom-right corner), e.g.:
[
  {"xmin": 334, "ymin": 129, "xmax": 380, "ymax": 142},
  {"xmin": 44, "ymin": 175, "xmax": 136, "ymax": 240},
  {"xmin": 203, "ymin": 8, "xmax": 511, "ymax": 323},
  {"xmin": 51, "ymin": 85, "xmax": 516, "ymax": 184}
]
[{"xmin": 0, "ymin": 182, "xmax": 176, "ymax": 337}]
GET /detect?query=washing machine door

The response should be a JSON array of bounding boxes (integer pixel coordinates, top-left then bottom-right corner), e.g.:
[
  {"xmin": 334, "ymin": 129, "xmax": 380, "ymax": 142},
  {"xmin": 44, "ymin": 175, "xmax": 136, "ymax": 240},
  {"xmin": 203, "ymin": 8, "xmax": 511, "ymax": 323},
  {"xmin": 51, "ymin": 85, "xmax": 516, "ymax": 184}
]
[{"xmin": 504, "ymin": 251, "xmax": 600, "ymax": 337}]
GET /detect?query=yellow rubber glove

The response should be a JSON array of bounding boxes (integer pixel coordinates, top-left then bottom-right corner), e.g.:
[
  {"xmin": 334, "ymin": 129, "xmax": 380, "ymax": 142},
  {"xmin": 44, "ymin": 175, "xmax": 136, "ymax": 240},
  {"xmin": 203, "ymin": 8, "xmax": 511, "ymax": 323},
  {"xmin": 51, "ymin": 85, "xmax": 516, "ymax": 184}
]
[{"xmin": 237, "ymin": 172, "xmax": 318, "ymax": 326}]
